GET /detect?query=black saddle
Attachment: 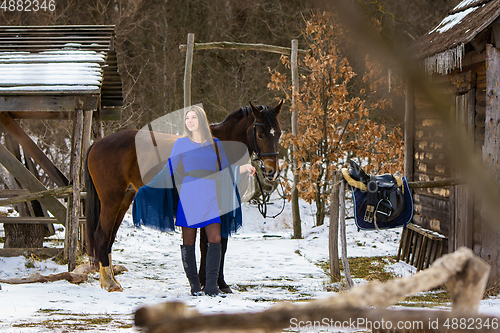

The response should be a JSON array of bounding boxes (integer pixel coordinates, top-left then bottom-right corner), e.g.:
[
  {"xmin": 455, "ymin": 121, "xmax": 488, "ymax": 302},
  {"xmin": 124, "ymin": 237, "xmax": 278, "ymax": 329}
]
[{"xmin": 345, "ymin": 160, "xmax": 405, "ymax": 227}]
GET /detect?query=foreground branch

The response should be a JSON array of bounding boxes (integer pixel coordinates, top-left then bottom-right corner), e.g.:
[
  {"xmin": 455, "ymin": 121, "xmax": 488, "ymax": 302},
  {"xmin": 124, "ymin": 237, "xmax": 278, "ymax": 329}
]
[{"xmin": 135, "ymin": 248, "xmax": 494, "ymax": 333}]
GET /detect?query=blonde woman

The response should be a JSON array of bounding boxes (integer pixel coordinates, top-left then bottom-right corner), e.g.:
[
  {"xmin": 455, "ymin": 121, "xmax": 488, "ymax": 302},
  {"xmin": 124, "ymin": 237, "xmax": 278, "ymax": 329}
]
[{"xmin": 168, "ymin": 106, "xmax": 255, "ymax": 296}]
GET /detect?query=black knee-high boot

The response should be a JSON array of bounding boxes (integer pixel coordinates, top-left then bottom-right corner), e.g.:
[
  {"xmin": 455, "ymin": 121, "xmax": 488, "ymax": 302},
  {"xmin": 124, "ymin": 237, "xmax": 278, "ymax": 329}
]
[
  {"xmin": 180, "ymin": 245, "xmax": 203, "ymax": 296},
  {"xmin": 204, "ymin": 242, "xmax": 222, "ymax": 296}
]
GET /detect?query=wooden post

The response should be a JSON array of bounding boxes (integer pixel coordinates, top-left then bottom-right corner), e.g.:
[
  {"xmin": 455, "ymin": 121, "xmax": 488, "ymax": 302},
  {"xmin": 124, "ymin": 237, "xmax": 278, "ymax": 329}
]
[
  {"xmin": 82, "ymin": 111, "xmax": 93, "ymax": 171},
  {"xmin": 95, "ymin": 110, "xmax": 104, "ymax": 139},
  {"xmin": 67, "ymin": 109, "xmax": 84, "ymax": 272},
  {"xmin": 79, "ymin": 110, "xmax": 93, "ymax": 253},
  {"xmin": 328, "ymin": 170, "xmax": 341, "ymax": 282},
  {"xmin": 339, "ymin": 180, "xmax": 353, "ymax": 289},
  {"xmin": 183, "ymin": 33, "xmax": 195, "ymax": 109},
  {"xmin": 404, "ymin": 78, "xmax": 414, "ymax": 180},
  {"xmin": 290, "ymin": 39, "xmax": 301, "ymax": 239},
  {"xmin": 481, "ymin": 44, "xmax": 500, "ymax": 288}
]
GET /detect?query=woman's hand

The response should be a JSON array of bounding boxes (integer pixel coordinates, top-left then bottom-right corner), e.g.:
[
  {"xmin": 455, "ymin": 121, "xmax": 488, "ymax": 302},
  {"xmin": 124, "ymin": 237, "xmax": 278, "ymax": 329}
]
[{"xmin": 240, "ymin": 164, "xmax": 256, "ymax": 176}]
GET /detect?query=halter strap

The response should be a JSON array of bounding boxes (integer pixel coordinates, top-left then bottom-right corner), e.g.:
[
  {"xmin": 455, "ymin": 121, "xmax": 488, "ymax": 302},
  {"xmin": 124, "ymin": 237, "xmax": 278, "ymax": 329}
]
[{"xmin": 252, "ymin": 121, "xmax": 279, "ymax": 159}]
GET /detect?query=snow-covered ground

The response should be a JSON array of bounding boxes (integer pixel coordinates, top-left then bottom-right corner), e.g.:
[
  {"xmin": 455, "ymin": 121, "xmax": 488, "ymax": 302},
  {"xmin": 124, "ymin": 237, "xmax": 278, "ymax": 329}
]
[{"xmin": 1, "ymin": 196, "xmax": 499, "ymax": 332}]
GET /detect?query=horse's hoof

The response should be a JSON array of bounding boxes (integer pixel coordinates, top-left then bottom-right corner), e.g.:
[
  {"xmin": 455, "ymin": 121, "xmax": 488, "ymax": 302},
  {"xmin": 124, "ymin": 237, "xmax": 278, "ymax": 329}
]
[
  {"xmin": 99, "ymin": 264, "xmax": 123, "ymax": 292},
  {"xmin": 108, "ymin": 285, "xmax": 123, "ymax": 292},
  {"xmin": 220, "ymin": 286, "xmax": 233, "ymax": 294}
]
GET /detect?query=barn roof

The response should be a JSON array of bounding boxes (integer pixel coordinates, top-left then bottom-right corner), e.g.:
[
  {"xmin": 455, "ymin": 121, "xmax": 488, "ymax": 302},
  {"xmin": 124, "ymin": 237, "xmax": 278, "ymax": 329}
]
[
  {"xmin": 0, "ymin": 26, "xmax": 123, "ymax": 117},
  {"xmin": 409, "ymin": 0, "xmax": 500, "ymax": 74}
]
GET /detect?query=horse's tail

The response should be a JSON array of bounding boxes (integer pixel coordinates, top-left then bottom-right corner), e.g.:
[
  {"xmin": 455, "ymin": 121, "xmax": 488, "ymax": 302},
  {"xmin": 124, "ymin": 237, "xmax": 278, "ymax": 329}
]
[{"xmin": 85, "ymin": 144, "xmax": 100, "ymax": 269}]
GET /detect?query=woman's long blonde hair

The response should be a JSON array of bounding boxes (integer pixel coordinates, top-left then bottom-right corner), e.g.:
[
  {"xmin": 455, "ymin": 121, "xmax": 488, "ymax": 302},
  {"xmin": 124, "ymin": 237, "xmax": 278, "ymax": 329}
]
[{"xmin": 183, "ymin": 105, "xmax": 213, "ymax": 145}]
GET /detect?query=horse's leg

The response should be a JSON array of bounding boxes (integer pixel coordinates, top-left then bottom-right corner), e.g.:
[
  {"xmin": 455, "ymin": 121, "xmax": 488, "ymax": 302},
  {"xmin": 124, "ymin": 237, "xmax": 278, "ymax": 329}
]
[
  {"xmin": 106, "ymin": 187, "xmax": 137, "ymax": 286},
  {"xmin": 94, "ymin": 186, "xmax": 127, "ymax": 292}
]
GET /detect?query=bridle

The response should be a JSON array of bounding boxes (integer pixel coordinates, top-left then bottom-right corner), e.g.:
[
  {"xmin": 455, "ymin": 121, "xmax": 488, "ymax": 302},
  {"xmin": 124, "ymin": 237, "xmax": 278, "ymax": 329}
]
[
  {"xmin": 251, "ymin": 120, "xmax": 285, "ymax": 219},
  {"xmin": 252, "ymin": 121, "xmax": 279, "ymax": 160}
]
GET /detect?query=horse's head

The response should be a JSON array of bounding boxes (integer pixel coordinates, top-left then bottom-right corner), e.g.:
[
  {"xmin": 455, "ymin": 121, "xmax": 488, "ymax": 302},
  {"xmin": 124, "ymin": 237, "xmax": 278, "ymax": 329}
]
[{"xmin": 248, "ymin": 100, "xmax": 283, "ymax": 181}]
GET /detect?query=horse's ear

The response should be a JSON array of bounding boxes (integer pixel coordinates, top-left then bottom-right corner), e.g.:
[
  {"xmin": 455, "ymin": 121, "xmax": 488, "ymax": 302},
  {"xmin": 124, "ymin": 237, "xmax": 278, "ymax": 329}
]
[
  {"xmin": 274, "ymin": 99, "xmax": 284, "ymax": 115},
  {"xmin": 249, "ymin": 101, "xmax": 263, "ymax": 119}
]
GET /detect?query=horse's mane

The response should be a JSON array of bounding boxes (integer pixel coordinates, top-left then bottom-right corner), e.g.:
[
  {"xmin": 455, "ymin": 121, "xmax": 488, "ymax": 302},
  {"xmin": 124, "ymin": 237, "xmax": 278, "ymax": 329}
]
[{"xmin": 212, "ymin": 105, "xmax": 280, "ymax": 129}]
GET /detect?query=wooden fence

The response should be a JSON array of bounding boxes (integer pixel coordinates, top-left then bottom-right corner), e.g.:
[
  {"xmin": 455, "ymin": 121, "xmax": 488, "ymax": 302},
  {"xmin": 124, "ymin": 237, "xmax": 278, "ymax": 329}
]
[{"xmin": 0, "ymin": 185, "xmax": 87, "ymax": 259}]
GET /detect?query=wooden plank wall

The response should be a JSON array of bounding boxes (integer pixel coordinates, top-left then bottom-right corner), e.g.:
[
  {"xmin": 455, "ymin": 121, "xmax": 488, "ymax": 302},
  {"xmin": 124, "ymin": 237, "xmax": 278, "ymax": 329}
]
[
  {"xmin": 412, "ymin": 67, "xmax": 482, "ymax": 239},
  {"xmin": 412, "ymin": 90, "xmax": 453, "ymax": 237},
  {"xmin": 473, "ymin": 62, "xmax": 486, "ymax": 255}
]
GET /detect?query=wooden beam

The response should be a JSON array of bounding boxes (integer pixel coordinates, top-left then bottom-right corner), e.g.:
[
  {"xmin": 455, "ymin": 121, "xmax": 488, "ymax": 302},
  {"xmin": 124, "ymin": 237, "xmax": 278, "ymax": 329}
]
[
  {"xmin": 404, "ymin": 78, "xmax": 415, "ymax": 180},
  {"xmin": 81, "ymin": 110, "xmax": 93, "ymax": 184},
  {"xmin": 179, "ymin": 41, "xmax": 307, "ymax": 56},
  {"xmin": 0, "ymin": 143, "xmax": 66, "ymax": 224},
  {"xmin": 183, "ymin": 33, "xmax": 194, "ymax": 109},
  {"xmin": 7, "ymin": 111, "xmax": 71, "ymax": 120},
  {"xmin": 0, "ymin": 95, "xmax": 98, "ymax": 112},
  {"xmin": 0, "ymin": 217, "xmax": 75, "ymax": 225},
  {"xmin": 0, "ymin": 112, "xmax": 68, "ymax": 187},
  {"xmin": 328, "ymin": 171, "xmax": 341, "ymax": 283},
  {"xmin": 482, "ymin": 44, "xmax": 500, "ymax": 288},
  {"xmin": 67, "ymin": 109, "xmax": 84, "ymax": 272},
  {"xmin": 408, "ymin": 178, "xmax": 464, "ymax": 189},
  {"xmin": 339, "ymin": 180, "xmax": 353, "ymax": 289},
  {"xmin": 0, "ymin": 185, "xmax": 72, "ymax": 207},
  {"xmin": 493, "ymin": 23, "xmax": 500, "ymax": 49},
  {"xmin": 462, "ymin": 49, "xmax": 486, "ymax": 68}
]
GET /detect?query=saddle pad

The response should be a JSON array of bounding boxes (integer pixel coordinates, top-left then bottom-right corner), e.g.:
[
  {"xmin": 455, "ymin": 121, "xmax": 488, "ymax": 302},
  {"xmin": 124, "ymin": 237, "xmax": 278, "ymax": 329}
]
[{"xmin": 349, "ymin": 177, "xmax": 413, "ymax": 231}]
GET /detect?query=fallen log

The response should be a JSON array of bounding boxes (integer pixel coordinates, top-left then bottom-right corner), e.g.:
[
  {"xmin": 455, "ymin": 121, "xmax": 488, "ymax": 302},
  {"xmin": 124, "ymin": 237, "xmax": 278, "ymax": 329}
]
[
  {"xmin": 0, "ymin": 263, "xmax": 128, "ymax": 285},
  {"xmin": 135, "ymin": 247, "xmax": 496, "ymax": 333},
  {"xmin": 0, "ymin": 272, "xmax": 87, "ymax": 284}
]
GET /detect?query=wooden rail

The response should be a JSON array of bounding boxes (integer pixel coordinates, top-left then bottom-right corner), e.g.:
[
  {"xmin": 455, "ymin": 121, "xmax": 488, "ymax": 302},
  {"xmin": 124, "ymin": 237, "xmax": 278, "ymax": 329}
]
[
  {"xmin": 179, "ymin": 41, "xmax": 307, "ymax": 56},
  {"xmin": 408, "ymin": 177, "xmax": 464, "ymax": 189},
  {"xmin": 0, "ymin": 185, "xmax": 73, "ymax": 207},
  {"xmin": 0, "ymin": 217, "xmax": 85, "ymax": 225}
]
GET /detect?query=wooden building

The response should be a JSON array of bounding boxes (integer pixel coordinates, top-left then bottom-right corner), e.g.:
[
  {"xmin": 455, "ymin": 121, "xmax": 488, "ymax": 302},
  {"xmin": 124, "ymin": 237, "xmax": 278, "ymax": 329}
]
[
  {"xmin": 406, "ymin": 0, "xmax": 500, "ymax": 286},
  {"xmin": 0, "ymin": 26, "xmax": 123, "ymax": 270}
]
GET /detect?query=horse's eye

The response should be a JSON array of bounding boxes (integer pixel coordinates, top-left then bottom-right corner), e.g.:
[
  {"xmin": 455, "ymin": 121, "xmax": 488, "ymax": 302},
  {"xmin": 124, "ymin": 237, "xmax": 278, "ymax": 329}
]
[{"xmin": 258, "ymin": 133, "xmax": 264, "ymax": 139}]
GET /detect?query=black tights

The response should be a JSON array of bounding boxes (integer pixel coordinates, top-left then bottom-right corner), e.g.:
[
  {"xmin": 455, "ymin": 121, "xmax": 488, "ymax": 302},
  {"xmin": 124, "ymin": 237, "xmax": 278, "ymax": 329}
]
[{"xmin": 182, "ymin": 223, "xmax": 221, "ymax": 245}]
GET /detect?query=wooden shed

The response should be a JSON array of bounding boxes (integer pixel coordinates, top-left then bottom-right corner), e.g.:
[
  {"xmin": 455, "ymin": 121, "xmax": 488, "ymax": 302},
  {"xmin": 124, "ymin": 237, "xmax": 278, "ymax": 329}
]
[
  {"xmin": 0, "ymin": 26, "xmax": 123, "ymax": 270},
  {"xmin": 406, "ymin": 0, "xmax": 500, "ymax": 287}
]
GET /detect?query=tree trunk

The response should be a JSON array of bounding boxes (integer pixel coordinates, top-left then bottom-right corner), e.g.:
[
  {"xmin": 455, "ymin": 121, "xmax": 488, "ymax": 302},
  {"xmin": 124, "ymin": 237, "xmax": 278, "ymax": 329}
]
[
  {"xmin": 4, "ymin": 224, "xmax": 45, "ymax": 248},
  {"xmin": 315, "ymin": 194, "xmax": 325, "ymax": 226}
]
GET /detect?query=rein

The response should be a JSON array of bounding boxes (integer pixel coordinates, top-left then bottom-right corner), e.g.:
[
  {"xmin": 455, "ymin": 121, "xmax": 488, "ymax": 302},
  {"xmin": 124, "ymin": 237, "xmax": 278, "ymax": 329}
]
[{"xmin": 251, "ymin": 120, "xmax": 285, "ymax": 219}]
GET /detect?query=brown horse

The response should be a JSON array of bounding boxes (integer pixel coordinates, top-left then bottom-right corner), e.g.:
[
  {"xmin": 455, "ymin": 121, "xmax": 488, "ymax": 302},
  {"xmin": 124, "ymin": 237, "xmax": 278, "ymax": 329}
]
[{"xmin": 85, "ymin": 101, "xmax": 283, "ymax": 291}]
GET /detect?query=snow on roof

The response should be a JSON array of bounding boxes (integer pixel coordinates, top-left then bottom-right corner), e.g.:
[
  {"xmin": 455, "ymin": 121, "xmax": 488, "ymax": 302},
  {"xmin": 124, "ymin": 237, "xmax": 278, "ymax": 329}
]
[
  {"xmin": 453, "ymin": 0, "xmax": 484, "ymax": 11},
  {"xmin": 409, "ymin": 0, "xmax": 500, "ymax": 74},
  {"xmin": 429, "ymin": 5, "xmax": 482, "ymax": 34},
  {"xmin": 0, "ymin": 48, "xmax": 106, "ymax": 93}
]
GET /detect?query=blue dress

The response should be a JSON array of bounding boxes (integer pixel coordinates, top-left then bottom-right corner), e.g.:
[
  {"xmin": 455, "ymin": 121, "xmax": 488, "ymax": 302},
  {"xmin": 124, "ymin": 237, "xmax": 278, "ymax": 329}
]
[
  {"xmin": 171, "ymin": 137, "xmax": 229, "ymax": 228},
  {"xmin": 132, "ymin": 137, "xmax": 243, "ymax": 237}
]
